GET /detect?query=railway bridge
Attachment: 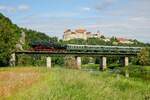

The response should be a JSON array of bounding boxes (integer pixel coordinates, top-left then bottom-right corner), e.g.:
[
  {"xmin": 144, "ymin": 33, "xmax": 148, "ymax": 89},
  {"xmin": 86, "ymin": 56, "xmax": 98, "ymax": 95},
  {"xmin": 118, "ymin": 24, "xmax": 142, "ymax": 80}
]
[{"xmin": 11, "ymin": 50, "xmax": 140, "ymax": 70}]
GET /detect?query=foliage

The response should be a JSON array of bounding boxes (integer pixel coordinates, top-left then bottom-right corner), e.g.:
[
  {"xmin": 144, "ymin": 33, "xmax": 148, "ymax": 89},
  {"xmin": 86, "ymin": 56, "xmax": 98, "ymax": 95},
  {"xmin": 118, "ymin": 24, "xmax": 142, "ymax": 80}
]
[
  {"xmin": 17, "ymin": 54, "xmax": 33, "ymax": 66},
  {"xmin": 52, "ymin": 57, "xmax": 64, "ymax": 65},
  {"xmin": 82, "ymin": 64, "xmax": 99, "ymax": 70},
  {"xmin": 108, "ymin": 63, "xmax": 121, "ymax": 69},
  {"xmin": 0, "ymin": 13, "xmax": 20, "ymax": 66},
  {"xmin": 22, "ymin": 28, "xmax": 58, "ymax": 49},
  {"xmin": 87, "ymin": 38, "xmax": 106, "ymax": 45},
  {"xmin": 64, "ymin": 56, "xmax": 76, "ymax": 69},
  {"xmin": 82, "ymin": 57, "xmax": 90, "ymax": 64},
  {"xmin": 137, "ymin": 48, "xmax": 150, "ymax": 65},
  {"xmin": 100, "ymin": 35, "xmax": 105, "ymax": 39},
  {"xmin": 64, "ymin": 38, "xmax": 86, "ymax": 45},
  {"xmin": 118, "ymin": 65, "xmax": 150, "ymax": 80}
]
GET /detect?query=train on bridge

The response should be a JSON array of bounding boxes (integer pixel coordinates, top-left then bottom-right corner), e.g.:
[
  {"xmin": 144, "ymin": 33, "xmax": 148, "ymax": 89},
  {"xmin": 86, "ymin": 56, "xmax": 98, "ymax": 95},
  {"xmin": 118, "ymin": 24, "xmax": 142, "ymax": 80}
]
[{"xmin": 30, "ymin": 41, "xmax": 142, "ymax": 54}]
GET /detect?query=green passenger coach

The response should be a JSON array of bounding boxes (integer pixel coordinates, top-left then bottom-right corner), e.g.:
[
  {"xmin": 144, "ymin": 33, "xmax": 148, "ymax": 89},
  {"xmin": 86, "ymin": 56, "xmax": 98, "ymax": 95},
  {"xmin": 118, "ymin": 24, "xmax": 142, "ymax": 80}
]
[{"xmin": 66, "ymin": 44, "xmax": 142, "ymax": 53}]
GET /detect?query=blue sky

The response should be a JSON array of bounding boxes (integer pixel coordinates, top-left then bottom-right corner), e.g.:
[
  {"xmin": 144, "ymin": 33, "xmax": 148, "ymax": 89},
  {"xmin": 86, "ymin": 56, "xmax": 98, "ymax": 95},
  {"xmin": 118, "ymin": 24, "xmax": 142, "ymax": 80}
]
[{"xmin": 0, "ymin": 0, "xmax": 150, "ymax": 42}]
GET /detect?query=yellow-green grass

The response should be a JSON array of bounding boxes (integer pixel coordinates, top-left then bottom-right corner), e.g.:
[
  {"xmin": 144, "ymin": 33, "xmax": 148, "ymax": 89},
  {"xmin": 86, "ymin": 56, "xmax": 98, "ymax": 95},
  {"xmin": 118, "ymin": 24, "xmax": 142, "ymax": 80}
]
[{"xmin": 0, "ymin": 67, "xmax": 150, "ymax": 100}]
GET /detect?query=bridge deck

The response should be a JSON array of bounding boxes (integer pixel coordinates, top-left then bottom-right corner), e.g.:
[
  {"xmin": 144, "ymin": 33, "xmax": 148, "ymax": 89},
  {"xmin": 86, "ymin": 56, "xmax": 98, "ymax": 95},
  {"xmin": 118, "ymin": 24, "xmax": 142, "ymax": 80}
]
[{"xmin": 15, "ymin": 51, "xmax": 137, "ymax": 56}]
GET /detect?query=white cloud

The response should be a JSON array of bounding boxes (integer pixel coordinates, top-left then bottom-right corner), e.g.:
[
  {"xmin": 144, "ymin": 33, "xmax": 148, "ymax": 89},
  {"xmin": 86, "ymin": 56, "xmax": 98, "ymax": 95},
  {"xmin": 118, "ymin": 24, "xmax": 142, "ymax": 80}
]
[
  {"xmin": 18, "ymin": 5, "xmax": 30, "ymax": 11},
  {"xmin": 94, "ymin": 0, "xmax": 117, "ymax": 11},
  {"xmin": 0, "ymin": 5, "xmax": 16, "ymax": 12},
  {"xmin": 0, "ymin": 4, "xmax": 30, "ymax": 13},
  {"xmin": 82, "ymin": 7, "xmax": 91, "ymax": 11}
]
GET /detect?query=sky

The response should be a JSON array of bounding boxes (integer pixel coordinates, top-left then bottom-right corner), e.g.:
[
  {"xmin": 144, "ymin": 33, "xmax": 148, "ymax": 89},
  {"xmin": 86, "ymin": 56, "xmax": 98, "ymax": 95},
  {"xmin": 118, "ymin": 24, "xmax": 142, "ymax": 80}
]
[{"xmin": 0, "ymin": 0, "xmax": 150, "ymax": 43}]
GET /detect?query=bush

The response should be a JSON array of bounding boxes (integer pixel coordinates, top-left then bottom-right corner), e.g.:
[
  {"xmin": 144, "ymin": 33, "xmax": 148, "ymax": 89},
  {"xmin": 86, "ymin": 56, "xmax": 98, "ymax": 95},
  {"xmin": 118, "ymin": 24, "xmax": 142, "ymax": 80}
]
[
  {"xmin": 52, "ymin": 57, "xmax": 64, "ymax": 65},
  {"xmin": 119, "ymin": 65, "xmax": 150, "ymax": 81},
  {"xmin": 108, "ymin": 63, "xmax": 121, "ymax": 69},
  {"xmin": 64, "ymin": 56, "xmax": 76, "ymax": 69},
  {"xmin": 82, "ymin": 64, "xmax": 99, "ymax": 70}
]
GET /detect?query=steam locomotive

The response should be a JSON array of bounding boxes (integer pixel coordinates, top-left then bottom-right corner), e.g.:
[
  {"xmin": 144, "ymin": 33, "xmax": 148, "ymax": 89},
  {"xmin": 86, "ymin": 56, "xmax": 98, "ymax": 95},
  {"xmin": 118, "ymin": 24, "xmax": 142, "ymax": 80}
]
[
  {"xmin": 30, "ymin": 41, "xmax": 66, "ymax": 52},
  {"xmin": 29, "ymin": 41, "xmax": 142, "ymax": 53}
]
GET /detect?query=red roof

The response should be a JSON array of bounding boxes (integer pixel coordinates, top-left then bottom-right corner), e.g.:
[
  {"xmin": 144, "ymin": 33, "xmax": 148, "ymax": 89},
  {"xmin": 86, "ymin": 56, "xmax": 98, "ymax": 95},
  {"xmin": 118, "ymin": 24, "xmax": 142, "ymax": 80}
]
[
  {"xmin": 75, "ymin": 29, "xmax": 86, "ymax": 33},
  {"xmin": 117, "ymin": 38, "xmax": 128, "ymax": 42}
]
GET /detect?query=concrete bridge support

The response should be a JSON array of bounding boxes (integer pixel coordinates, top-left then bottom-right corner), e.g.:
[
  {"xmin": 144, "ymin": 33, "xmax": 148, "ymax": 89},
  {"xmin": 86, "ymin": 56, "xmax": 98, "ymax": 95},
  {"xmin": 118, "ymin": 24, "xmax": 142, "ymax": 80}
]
[
  {"xmin": 121, "ymin": 56, "xmax": 129, "ymax": 77},
  {"xmin": 100, "ymin": 56, "xmax": 107, "ymax": 70},
  {"xmin": 121, "ymin": 56, "xmax": 129, "ymax": 67},
  {"xmin": 9, "ymin": 53, "xmax": 16, "ymax": 66},
  {"xmin": 75, "ymin": 56, "xmax": 81, "ymax": 69},
  {"xmin": 46, "ymin": 57, "xmax": 51, "ymax": 68}
]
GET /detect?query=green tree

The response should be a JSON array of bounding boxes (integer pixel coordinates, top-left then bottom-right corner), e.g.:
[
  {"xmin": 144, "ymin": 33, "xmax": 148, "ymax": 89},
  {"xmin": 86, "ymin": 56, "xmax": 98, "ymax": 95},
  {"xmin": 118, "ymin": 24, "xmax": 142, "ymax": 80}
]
[
  {"xmin": 137, "ymin": 48, "xmax": 150, "ymax": 66},
  {"xmin": 82, "ymin": 57, "xmax": 90, "ymax": 64},
  {"xmin": 0, "ymin": 13, "xmax": 19, "ymax": 66},
  {"xmin": 66, "ymin": 39, "xmax": 86, "ymax": 45},
  {"xmin": 100, "ymin": 35, "xmax": 105, "ymax": 39}
]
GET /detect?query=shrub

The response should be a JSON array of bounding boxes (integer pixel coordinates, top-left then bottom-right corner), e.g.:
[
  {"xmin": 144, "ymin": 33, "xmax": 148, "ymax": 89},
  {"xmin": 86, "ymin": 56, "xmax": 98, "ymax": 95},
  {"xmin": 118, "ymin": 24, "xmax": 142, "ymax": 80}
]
[{"xmin": 108, "ymin": 63, "xmax": 121, "ymax": 69}]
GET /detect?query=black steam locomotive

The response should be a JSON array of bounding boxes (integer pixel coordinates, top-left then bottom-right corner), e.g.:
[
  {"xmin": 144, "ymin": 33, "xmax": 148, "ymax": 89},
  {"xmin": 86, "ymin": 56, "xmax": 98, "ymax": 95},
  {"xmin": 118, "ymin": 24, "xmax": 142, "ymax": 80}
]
[{"xmin": 30, "ymin": 41, "xmax": 66, "ymax": 52}]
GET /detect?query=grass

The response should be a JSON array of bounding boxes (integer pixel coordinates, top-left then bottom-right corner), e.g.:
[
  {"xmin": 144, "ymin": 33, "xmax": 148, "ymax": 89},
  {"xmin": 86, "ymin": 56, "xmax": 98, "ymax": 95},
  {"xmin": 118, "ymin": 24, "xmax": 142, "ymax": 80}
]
[
  {"xmin": 0, "ymin": 67, "xmax": 150, "ymax": 100},
  {"xmin": 0, "ymin": 67, "xmax": 41, "ymax": 97}
]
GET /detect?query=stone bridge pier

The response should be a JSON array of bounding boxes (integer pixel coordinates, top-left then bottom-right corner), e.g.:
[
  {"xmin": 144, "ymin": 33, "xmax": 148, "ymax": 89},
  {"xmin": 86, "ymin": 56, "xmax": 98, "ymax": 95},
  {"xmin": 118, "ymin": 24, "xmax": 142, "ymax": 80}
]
[
  {"xmin": 75, "ymin": 56, "xmax": 81, "ymax": 69},
  {"xmin": 45, "ymin": 56, "xmax": 129, "ymax": 70},
  {"xmin": 9, "ymin": 53, "xmax": 16, "ymax": 66},
  {"xmin": 46, "ymin": 57, "xmax": 51, "ymax": 68},
  {"xmin": 99, "ymin": 56, "xmax": 129, "ymax": 71},
  {"xmin": 121, "ymin": 56, "xmax": 129, "ymax": 67},
  {"xmin": 99, "ymin": 56, "xmax": 107, "ymax": 70},
  {"xmin": 121, "ymin": 56, "xmax": 129, "ymax": 77},
  {"xmin": 46, "ymin": 56, "xmax": 82, "ymax": 69}
]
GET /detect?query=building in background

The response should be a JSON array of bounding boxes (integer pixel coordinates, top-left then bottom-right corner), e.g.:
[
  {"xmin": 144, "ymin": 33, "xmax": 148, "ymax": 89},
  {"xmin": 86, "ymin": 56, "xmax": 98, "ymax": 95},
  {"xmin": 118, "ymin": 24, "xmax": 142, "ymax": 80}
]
[
  {"xmin": 117, "ymin": 38, "xmax": 134, "ymax": 44},
  {"xmin": 63, "ymin": 29, "xmax": 101, "ymax": 41}
]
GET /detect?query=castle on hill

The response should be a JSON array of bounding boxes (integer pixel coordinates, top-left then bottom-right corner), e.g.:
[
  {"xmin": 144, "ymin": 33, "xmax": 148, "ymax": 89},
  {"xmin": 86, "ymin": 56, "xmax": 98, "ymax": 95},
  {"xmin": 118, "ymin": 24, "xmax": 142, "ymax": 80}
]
[{"xmin": 63, "ymin": 28, "xmax": 101, "ymax": 41}]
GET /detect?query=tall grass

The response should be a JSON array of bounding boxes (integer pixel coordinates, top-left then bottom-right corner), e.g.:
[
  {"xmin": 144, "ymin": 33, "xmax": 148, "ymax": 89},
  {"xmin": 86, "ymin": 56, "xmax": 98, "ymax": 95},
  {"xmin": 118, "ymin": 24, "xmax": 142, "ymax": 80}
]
[{"xmin": 2, "ymin": 67, "xmax": 148, "ymax": 100}]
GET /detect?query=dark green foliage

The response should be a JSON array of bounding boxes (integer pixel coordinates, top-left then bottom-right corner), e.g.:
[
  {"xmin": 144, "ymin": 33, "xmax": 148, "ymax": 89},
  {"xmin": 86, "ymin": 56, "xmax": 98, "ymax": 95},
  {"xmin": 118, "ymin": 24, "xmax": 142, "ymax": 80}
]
[
  {"xmin": 0, "ymin": 13, "xmax": 20, "ymax": 66},
  {"xmin": 119, "ymin": 65, "xmax": 150, "ymax": 81},
  {"xmin": 108, "ymin": 63, "xmax": 121, "ymax": 69},
  {"xmin": 23, "ymin": 29, "xmax": 50, "ymax": 42},
  {"xmin": 22, "ymin": 28, "xmax": 58, "ymax": 49},
  {"xmin": 82, "ymin": 64, "xmax": 99, "ymax": 69},
  {"xmin": 64, "ymin": 38, "xmax": 86, "ymax": 45},
  {"xmin": 17, "ymin": 54, "xmax": 33, "ymax": 66},
  {"xmin": 52, "ymin": 57, "xmax": 64, "ymax": 65},
  {"xmin": 87, "ymin": 38, "xmax": 106, "ymax": 45},
  {"xmin": 17, "ymin": 54, "xmax": 47, "ymax": 66},
  {"xmin": 100, "ymin": 35, "xmax": 105, "ymax": 39},
  {"xmin": 137, "ymin": 48, "xmax": 150, "ymax": 65},
  {"xmin": 82, "ymin": 57, "xmax": 90, "ymax": 64}
]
